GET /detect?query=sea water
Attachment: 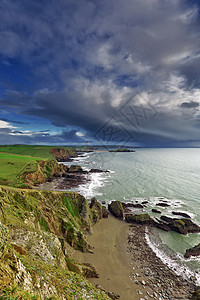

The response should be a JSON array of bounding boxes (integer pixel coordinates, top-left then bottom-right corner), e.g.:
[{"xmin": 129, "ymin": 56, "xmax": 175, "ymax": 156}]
[{"xmin": 66, "ymin": 148, "xmax": 200, "ymax": 283}]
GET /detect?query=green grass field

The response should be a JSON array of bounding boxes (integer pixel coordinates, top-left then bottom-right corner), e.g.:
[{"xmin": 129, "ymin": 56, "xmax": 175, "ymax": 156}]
[
  {"xmin": 0, "ymin": 145, "xmax": 78, "ymax": 187},
  {"xmin": 0, "ymin": 152, "xmax": 44, "ymax": 187},
  {"xmin": 0, "ymin": 145, "xmax": 54, "ymax": 159}
]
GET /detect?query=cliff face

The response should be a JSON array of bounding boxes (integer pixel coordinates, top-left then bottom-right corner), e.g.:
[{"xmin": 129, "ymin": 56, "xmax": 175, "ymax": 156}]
[
  {"xmin": 19, "ymin": 159, "xmax": 68, "ymax": 187},
  {"xmin": 50, "ymin": 148, "xmax": 77, "ymax": 162},
  {"xmin": 0, "ymin": 185, "xmax": 108, "ymax": 299}
]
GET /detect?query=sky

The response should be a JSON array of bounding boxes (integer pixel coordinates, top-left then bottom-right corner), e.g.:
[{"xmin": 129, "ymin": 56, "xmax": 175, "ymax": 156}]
[{"xmin": 0, "ymin": 0, "xmax": 200, "ymax": 147}]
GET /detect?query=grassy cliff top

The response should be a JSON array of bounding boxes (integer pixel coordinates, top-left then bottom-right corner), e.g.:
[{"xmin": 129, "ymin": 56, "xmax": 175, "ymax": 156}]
[
  {"xmin": 0, "ymin": 145, "xmax": 77, "ymax": 188},
  {"xmin": 0, "ymin": 145, "xmax": 77, "ymax": 159}
]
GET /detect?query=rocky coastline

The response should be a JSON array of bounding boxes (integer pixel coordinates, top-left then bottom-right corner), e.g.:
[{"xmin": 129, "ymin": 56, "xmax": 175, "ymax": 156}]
[
  {"xmin": 36, "ymin": 164, "xmax": 109, "ymax": 191},
  {"xmin": 127, "ymin": 224, "xmax": 195, "ymax": 299},
  {"xmin": 22, "ymin": 149, "xmax": 200, "ymax": 299},
  {"xmin": 105, "ymin": 200, "xmax": 200, "ymax": 299}
]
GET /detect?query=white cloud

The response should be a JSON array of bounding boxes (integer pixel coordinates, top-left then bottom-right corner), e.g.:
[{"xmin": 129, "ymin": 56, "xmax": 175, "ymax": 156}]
[
  {"xmin": 0, "ymin": 120, "xmax": 15, "ymax": 129},
  {"xmin": 76, "ymin": 131, "xmax": 85, "ymax": 137}
]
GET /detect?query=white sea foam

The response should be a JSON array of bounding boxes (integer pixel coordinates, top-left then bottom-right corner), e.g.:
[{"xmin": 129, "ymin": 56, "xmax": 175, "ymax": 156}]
[
  {"xmin": 75, "ymin": 172, "xmax": 107, "ymax": 199},
  {"xmin": 145, "ymin": 227, "xmax": 200, "ymax": 285},
  {"xmin": 71, "ymin": 154, "xmax": 90, "ymax": 163}
]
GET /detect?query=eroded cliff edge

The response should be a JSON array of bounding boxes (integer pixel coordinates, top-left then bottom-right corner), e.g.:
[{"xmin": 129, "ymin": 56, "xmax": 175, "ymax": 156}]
[{"xmin": 0, "ymin": 185, "xmax": 109, "ymax": 299}]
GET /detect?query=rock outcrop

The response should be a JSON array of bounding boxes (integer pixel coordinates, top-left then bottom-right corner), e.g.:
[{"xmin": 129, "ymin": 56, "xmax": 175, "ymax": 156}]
[
  {"xmin": 69, "ymin": 165, "xmax": 84, "ymax": 173},
  {"xmin": 152, "ymin": 208, "xmax": 161, "ymax": 214},
  {"xmin": 122, "ymin": 202, "xmax": 143, "ymax": 209},
  {"xmin": 108, "ymin": 201, "xmax": 124, "ymax": 219},
  {"xmin": 172, "ymin": 211, "xmax": 191, "ymax": 218},
  {"xmin": 50, "ymin": 147, "xmax": 77, "ymax": 162},
  {"xmin": 125, "ymin": 213, "xmax": 155, "ymax": 225},
  {"xmin": 184, "ymin": 243, "xmax": 200, "ymax": 259},
  {"xmin": 156, "ymin": 202, "xmax": 170, "ymax": 207},
  {"xmin": 89, "ymin": 169, "xmax": 109, "ymax": 173},
  {"xmin": 20, "ymin": 159, "xmax": 68, "ymax": 187},
  {"xmin": 159, "ymin": 216, "xmax": 200, "ymax": 235}
]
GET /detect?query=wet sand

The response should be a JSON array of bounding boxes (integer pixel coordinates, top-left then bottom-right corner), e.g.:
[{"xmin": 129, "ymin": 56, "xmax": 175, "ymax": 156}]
[{"xmin": 73, "ymin": 215, "xmax": 152, "ymax": 300}]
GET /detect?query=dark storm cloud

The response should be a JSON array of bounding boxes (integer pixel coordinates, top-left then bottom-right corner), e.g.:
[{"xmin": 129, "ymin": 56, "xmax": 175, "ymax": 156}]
[
  {"xmin": 180, "ymin": 101, "xmax": 199, "ymax": 108},
  {"xmin": 0, "ymin": 0, "xmax": 200, "ymax": 146}
]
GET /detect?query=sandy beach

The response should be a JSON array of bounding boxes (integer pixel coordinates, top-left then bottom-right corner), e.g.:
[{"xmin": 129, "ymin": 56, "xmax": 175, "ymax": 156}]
[
  {"xmin": 73, "ymin": 215, "xmax": 195, "ymax": 300},
  {"xmin": 73, "ymin": 215, "xmax": 153, "ymax": 300}
]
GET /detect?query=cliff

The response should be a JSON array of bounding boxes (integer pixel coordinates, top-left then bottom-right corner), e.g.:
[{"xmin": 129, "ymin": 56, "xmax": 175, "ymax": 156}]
[
  {"xmin": 19, "ymin": 159, "xmax": 68, "ymax": 187},
  {"xmin": 0, "ymin": 185, "xmax": 109, "ymax": 299},
  {"xmin": 50, "ymin": 148, "xmax": 77, "ymax": 162}
]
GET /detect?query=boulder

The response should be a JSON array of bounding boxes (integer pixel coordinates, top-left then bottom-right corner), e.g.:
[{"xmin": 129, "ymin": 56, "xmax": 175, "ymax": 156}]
[
  {"xmin": 160, "ymin": 216, "xmax": 200, "ymax": 235},
  {"xmin": 152, "ymin": 208, "xmax": 161, "ymax": 214},
  {"xmin": 125, "ymin": 213, "xmax": 155, "ymax": 225},
  {"xmin": 142, "ymin": 201, "xmax": 148, "ymax": 205},
  {"xmin": 89, "ymin": 169, "xmax": 109, "ymax": 173},
  {"xmin": 156, "ymin": 222, "xmax": 171, "ymax": 232},
  {"xmin": 69, "ymin": 165, "xmax": 84, "ymax": 173},
  {"xmin": 172, "ymin": 211, "xmax": 191, "ymax": 219},
  {"xmin": 122, "ymin": 202, "xmax": 143, "ymax": 209},
  {"xmin": 160, "ymin": 216, "xmax": 173, "ymax": 223},
  {"xmin": 184, "ymin": 243, "xmax": 200, "ymax": 259},
  {"xmin": 156, "ymin": 202, "xmax": 170, "ymax": 207},
  {"xmin": 108, "ymin": 201, "xmax": 123, "ymax": 219}
]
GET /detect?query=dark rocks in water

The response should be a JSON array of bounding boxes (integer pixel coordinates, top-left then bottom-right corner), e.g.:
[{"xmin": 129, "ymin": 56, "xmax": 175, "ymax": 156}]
[
  {"xmin": 102, "ymin": 206, "xmax": 109, "ymax": 218},
  {"xmin": 156, "ymin": 222, "xmax": 171, "ymax": 232},
  {"xmin": 123, "ymin": 207, "xmax": 132, "ymax": 214},
  {"xmin": 122, "ymin": 202, "xmax": 143, "ymax": 209},
  {"xmin": 160, "ymin": 216, "xmax": 174, "ymax": 222},
  {"xmin": 184, "ymin": 243, "xmax": 200, "ymax": 259},
  {"xmin": 160, "ymin": 216, "xmax": 200, "ymax": 235},
  {"xmin": 152, "ymin": 208, "xmax": 161, "ymax": 214},
  {"xmin": 108, "ymin": 201, "xmax": 123, "ymax": 219},
  {"xmin": 172, "ymin": 211, "xmax": 191, "ymax": 219},
  {"xmin": 156, "ymin": 202, "xmax": 170, "ymax": 207},
  {"xmin": 142, "ymin": 201, "xmax": 148, "ymax": 205},
  {"xmin": 125, "ymin": 213, "xmax": 155, "ymax": 225},
  {"xmin": 89, "ymin": 168, "xmax": 109, "ymax": 173},
  {"xmin": 101, "ymin": 201, "xmax": 106, "ymax": 205}
]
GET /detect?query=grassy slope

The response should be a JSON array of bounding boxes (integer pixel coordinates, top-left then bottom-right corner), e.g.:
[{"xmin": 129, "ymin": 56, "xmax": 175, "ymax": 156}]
[
  {"xmin": 0, "ymin": 145, "xmax": 76, "ymax": 188},
  {"xmin": 0, "ymin": 153, "xmax": 44, "ymax": 187},
  {"xmin": 0, "ymin": 145, "xmax": 55, "ymax": 159},
  {"xmin": 0, "ymin": 186, "xmax": 108, "ymax": 299},
  {"xmin": 0, "ymin": 146, "xmax": 109, "ymax": 299}
]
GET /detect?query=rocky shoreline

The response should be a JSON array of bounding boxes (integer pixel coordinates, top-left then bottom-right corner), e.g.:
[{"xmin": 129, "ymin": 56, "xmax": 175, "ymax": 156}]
[
  {"xmin": 36, "ymin": 164, "xmax": 109, "ymax": 191},
  {"xmin": 127, "ymin": 224, "xmax": 195, "ymax": 299},
  {"xmin": 106, "ymin": 200, "xmax": 200, "ymax": 299}
]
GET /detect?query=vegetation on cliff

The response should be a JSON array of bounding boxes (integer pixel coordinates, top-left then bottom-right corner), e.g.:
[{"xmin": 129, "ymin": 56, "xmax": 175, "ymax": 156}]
[
  {"xmin": 0, "ymin": 145, "xmax": 77, "ymax": 188},
  {"xmin": 0, "ymin": 185, "xmax": 109, "ymax": 299}
]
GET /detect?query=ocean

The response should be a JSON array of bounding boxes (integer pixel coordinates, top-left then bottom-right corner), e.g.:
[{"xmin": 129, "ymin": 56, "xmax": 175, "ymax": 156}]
[{"xmin": 65, "ymin": 148, "xmax": 200, "ymax": 284}]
